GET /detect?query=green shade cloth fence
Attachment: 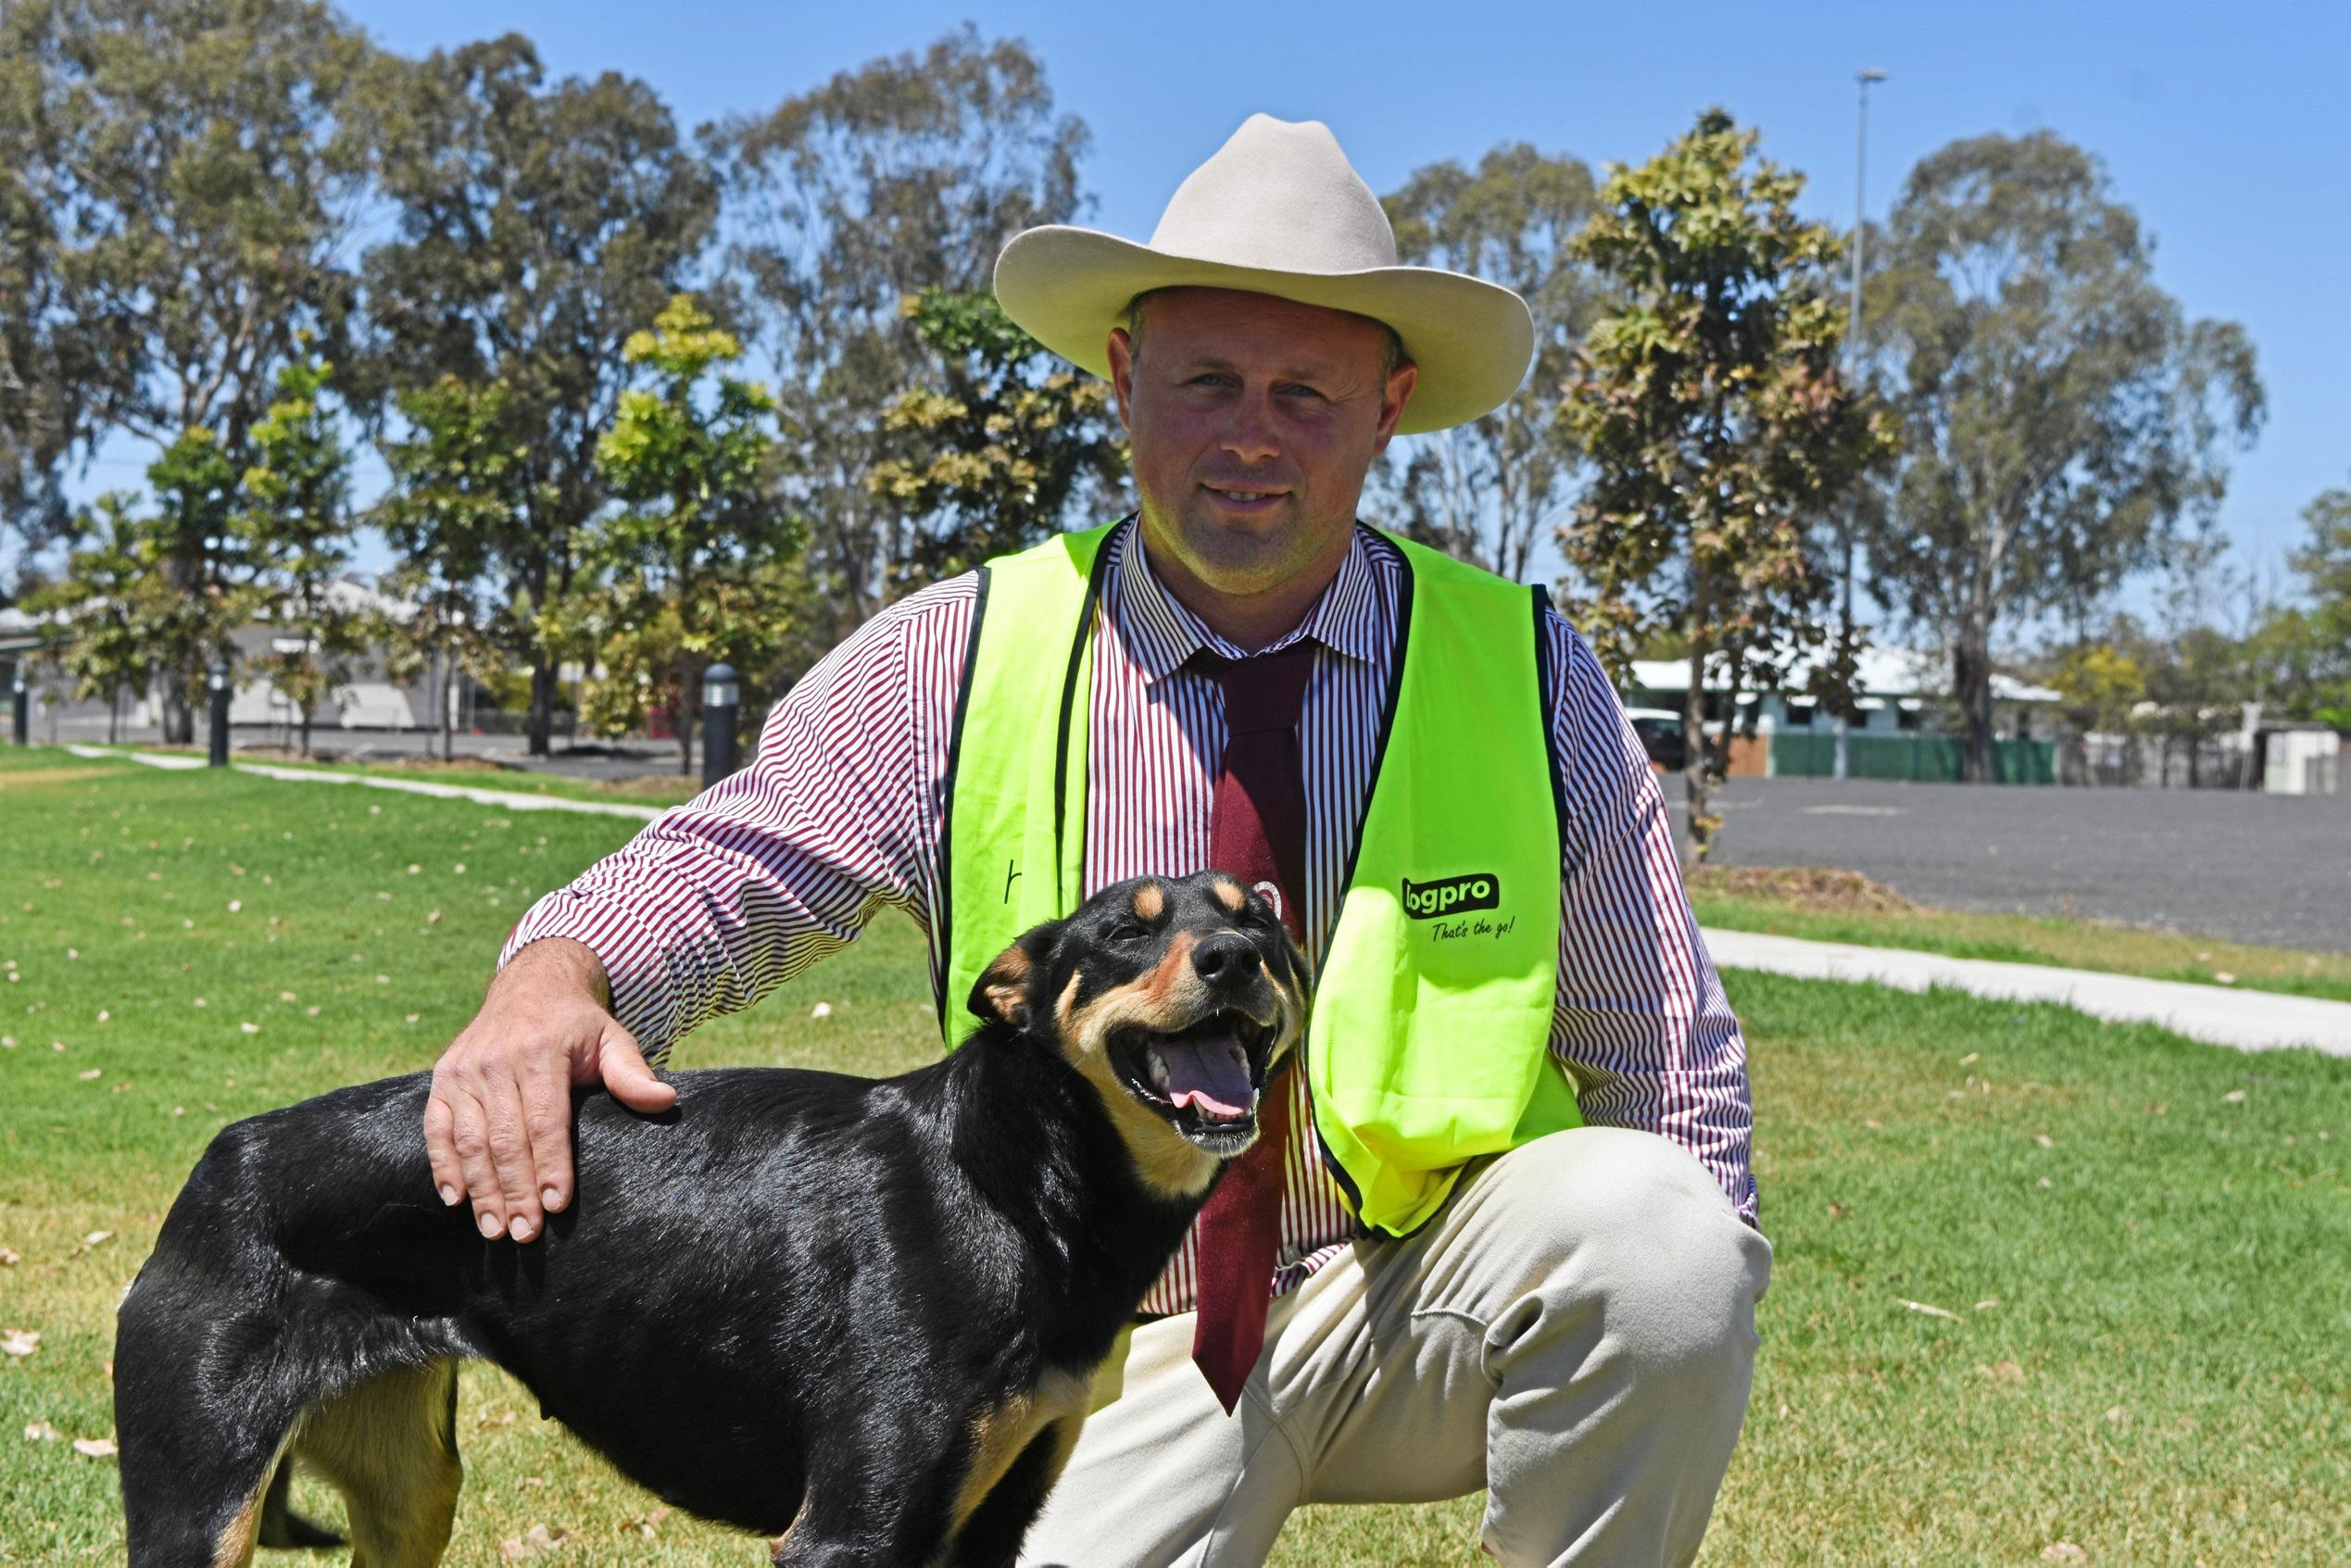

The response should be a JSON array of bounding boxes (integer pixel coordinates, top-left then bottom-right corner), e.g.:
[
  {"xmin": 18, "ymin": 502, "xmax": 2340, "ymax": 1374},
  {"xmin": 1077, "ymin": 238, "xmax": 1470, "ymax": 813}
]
[{"xmin": 1770, "ymin": 732, "xmax": 2055, "ymax": 784}]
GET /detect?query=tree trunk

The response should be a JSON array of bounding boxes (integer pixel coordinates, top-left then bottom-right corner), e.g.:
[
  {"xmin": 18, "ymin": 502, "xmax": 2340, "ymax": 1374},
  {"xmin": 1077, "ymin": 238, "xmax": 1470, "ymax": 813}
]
[
  {"xmin": 163, "ymin": 682, "xmax": 193, "ymax": 746},
  {"xmin": 298, "ymin": 702, "xmax": 312, "ymax": 759},
  {"xmin": 107, "ymin": 685, "xmax": 120, "ymax": 746},
  {"xmin": 676, "ymin": 646, "xmax": 698, "ymax": 777},
  {"xmin": 528, "ymin": 656, "xmax": 557, "ymax": 759},
  {"xmin": 1952, "ymin": 633, "xmax": 1994, "ymax": 784},
  {"xmin": 1680, "ymin": 629, "xmax": 1712, "ymax": 872},
  {"xmin": 439, "ymin": 641, "xmax": 455, "ymax": 763}
]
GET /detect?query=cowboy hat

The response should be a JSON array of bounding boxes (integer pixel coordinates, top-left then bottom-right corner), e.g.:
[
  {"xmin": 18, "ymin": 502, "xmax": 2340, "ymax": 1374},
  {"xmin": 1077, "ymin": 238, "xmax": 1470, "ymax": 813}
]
[{"xmin": 994, "ymin": 114, "xmax": 1535, "ymax": 434}]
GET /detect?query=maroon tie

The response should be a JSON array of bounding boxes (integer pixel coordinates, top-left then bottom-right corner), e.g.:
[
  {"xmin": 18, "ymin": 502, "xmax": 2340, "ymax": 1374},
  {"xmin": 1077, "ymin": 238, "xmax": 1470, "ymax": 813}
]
[{"xmin": 1188, "ymin": 641, "xmax": 1314, "ymax": 1414}]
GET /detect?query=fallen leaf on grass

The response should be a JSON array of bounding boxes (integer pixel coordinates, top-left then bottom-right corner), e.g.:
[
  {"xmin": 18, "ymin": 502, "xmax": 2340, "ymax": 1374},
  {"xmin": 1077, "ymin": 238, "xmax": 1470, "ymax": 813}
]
[
  {"xmin": 25, "ymin": 1420, "xmax": 59, "ymax": 1441},
  {"xmin": 2, "ymin": 1329, "xmax": 38, "ymax": 1356},
  {"xmin": 72, "ymin": 1436, "xmax": 117, "ymax": 1458},
  {"xmin": 76, "ymin": 1068, "xmax": 101, "ymax": 1081},
  {"xmin": 279, "ymin": 991, "xmax": 296, "ymax": 1002},
  {"xmin": 2042, "ymin": 1545, "xmax": 2087, "ymax": 1564},
  {"xmin": 240, "ymin": 1022, "xmax": 260, "ymax": 1035},
  {"xmin": 82, "ymin": 1230, "xmax": 112, "ymax": 1248},
  {"xmin": 1827, "ymin": 1201, "xmax": 1849, "ymax": 1220},
  {"xmin": 500, "ymin": 1523, "xmax": 568, "ymax": 1560},
  {"xmin": 2213, "ymin": 971, "xmax": 2236, "ymax": 985},
  {"xmin": 1958, "ymin": 1052, "xmax": 1980, "ymax": 1066},
  {"xmin": 1898, "ymin": 1298, "xmax": 1959, "ymax": 1321},
  {"xmin": 427, "ymin": 909, "xmax": 443, "ymax": 925},
  {"xmin": 226, "ymin": 899, "xmax": 242, "ymax": 913},
  {"xmin": 2033, "ymin": 1134, "xmax": 2056, "ymax": 1149},
  {"xmin": 2037, "ymin": 1177, "xmax": 2054, "ymax": 1189},
  {"xmin": 2221, "ymin": 1089, "xmax": 2247, "ymax": 1104},
  {"xmin": 811, "ymin": 1002, "xmax": 833, "ymax": 1020},
  {"xmin": 0, "ymin": 1248, "xmax": 19, "ymax": 1265},
  {"xmin": 616, "ymin": 1506, "xmax": 671, "ymax": 1539},
  {"xmin": 1980, "ymin": 1359, "xmax": 2027, "ymax": 1385},
  {"xmin": 1974, "ymin": 1298, "xmax": 2001, "ymax": 1311}
]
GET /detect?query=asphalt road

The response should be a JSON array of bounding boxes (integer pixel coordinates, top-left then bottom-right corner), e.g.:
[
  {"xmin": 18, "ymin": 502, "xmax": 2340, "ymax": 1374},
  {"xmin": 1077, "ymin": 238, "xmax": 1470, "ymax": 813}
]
[{"xmin": 1692, "ymin": 777, "xmax": 2351, "ymax": 955}]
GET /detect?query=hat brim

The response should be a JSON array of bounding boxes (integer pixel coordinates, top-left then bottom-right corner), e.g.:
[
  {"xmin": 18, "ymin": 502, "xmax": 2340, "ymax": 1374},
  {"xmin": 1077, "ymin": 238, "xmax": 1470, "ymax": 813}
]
[{"xmin": 994, "ymin": 226, "xmax": 1535, "ymax": 435}]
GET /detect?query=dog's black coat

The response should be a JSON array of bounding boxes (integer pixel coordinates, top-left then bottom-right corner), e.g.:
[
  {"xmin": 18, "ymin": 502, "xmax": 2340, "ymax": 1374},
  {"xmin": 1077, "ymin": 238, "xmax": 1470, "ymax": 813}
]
[{"xmin": 115, "ymin": 872, "xmax": 1306, "ymax": 1567}]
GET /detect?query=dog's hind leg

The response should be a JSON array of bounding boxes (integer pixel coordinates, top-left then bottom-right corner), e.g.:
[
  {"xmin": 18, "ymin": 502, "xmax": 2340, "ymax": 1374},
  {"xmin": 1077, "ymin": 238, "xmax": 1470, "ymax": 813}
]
[
  {"xmin": 116, "ymin": 1291, "xmax": 321, "ymax": 1567},
  {"xmin": 293, "ymin": 1359, "xmax": 462, "ymax": 1568}
]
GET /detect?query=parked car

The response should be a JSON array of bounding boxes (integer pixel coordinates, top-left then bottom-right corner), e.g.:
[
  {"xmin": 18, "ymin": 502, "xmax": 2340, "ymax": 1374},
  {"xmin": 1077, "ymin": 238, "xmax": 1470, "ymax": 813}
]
[{"xmin": 1625, "ymin": 707, "xmax": 1688, "ymax": 771}]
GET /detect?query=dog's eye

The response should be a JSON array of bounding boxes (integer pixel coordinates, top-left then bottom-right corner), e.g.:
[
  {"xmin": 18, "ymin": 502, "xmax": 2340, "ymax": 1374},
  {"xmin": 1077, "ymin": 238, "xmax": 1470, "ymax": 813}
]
[{"xmin": 1109, "ymin": 922, "xmax": 1150, "ymax": 946}]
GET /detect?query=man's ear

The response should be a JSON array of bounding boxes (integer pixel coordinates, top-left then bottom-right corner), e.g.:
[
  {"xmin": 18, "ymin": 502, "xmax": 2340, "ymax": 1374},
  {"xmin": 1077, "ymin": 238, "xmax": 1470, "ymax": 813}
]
[{"xmin": 966, "ymin": 922, "xmax": 1057, "ymax": 1027}]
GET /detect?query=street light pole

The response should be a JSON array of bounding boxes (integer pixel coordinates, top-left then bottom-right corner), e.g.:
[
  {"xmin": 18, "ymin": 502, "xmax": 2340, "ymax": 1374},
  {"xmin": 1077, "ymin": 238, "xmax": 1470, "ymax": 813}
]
[{"xmin": 1833, "ymin": 67, "xmax": 1886, "ymax": 784}]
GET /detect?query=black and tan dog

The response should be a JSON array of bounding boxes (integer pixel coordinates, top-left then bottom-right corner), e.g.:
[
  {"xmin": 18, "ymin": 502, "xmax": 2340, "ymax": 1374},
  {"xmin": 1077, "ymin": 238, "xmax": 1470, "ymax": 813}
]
[{"xmin": 115, "ymin": 872, "xmax": 1307, "ymax": 1567}]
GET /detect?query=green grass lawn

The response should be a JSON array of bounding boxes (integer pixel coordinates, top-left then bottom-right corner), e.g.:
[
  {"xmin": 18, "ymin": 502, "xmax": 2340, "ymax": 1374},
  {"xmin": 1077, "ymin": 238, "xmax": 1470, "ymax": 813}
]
[
  {"xmin": 5, "ymin": 746, "xmax": 2345, "ymax": 1564},
  {"xmin": 1690, "ymin": 865, "xmax": 2351, "ymax": 1005}
]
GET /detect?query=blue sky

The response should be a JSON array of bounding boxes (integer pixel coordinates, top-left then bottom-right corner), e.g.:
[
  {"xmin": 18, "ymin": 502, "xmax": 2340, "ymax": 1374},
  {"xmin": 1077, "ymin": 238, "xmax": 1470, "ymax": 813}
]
[{"xmin": 75, "ymin": 2, "xmax": 2351, "ymax": 622}]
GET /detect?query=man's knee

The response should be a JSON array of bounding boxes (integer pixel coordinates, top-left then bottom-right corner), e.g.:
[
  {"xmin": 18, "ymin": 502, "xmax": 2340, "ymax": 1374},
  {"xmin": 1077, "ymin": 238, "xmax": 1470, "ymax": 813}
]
[{"xmin": 1468, "ymin": 1129, "xmax": 1768, "ymax": 1378}]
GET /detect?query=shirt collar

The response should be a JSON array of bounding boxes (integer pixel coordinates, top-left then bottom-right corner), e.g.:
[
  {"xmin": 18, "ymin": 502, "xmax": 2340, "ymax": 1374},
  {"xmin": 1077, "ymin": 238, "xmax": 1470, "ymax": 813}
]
[{"xmin": 1108, "ymin": 518, "xmax": 1384, "ymax": 684}]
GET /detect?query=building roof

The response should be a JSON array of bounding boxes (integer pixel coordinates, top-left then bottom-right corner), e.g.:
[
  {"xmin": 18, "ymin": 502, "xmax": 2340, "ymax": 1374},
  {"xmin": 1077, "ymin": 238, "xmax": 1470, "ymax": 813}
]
[{"xmin": 1626, "ymin": 648, "xmax": 2061, "ymax": 705}]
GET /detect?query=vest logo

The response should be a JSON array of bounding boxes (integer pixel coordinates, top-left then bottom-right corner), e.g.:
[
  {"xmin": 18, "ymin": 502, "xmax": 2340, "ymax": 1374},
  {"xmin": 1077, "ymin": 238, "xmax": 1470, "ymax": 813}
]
[{"xmin": 1402, "ymin": 872, "xmax": 1501, "ymax": 920}]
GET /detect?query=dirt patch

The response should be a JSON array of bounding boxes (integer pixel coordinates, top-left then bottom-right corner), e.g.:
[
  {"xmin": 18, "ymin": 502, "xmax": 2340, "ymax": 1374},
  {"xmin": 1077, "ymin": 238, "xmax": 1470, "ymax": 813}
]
[
  {"xmin": 0, "ymin": 766, "xmax": 119, "ymax": 789},
  {"xmin": 1687, "ymin": 865, "xmax": 1919, "ymax": 914},
  {"xmin": 597, "ymin": 774, "xmax": 699, "ymax": 800}
]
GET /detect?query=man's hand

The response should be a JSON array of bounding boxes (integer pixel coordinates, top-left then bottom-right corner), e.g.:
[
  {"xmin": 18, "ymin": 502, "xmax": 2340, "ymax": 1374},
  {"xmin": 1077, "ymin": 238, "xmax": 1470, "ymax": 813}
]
[{"xmin": 425, "ymin": 937, "xmax": 677, "ymax": 1242}]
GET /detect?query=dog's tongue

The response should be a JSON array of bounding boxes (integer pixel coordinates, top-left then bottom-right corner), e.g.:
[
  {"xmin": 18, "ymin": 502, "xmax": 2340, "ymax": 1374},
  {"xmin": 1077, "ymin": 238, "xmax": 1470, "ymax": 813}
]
[{"xmin": 1156, "ymin": 1038, "xmax": 1252, "ymax": 1120}]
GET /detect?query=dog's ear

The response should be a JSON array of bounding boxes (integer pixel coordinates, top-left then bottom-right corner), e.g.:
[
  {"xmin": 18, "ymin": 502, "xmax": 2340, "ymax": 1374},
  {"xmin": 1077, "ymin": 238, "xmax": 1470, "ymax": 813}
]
[{"xmin": 967, "ymin": 922, "xmax": 1057, "ymax": 1027}]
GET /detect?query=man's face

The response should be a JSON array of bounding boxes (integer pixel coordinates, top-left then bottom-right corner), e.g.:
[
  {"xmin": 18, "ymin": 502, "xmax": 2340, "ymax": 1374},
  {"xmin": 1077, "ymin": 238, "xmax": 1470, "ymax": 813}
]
[{"xmin": 1107, "ymin": 288, "xmax": 1417, "ymax": 606}]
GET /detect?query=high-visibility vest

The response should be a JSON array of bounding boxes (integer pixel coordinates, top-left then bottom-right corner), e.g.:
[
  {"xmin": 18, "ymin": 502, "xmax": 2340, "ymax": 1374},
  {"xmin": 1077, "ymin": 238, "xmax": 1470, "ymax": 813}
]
[{"xmin": 939, "ymin": 520, "xmax": 1579, "ymax": 1236}]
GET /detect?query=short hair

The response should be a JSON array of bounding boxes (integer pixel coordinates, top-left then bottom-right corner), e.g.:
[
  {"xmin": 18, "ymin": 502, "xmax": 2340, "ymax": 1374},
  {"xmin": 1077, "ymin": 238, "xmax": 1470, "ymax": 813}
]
[{"xmin": 1122, "ymin": 286, "xmax": 1409, "ymax": 382}]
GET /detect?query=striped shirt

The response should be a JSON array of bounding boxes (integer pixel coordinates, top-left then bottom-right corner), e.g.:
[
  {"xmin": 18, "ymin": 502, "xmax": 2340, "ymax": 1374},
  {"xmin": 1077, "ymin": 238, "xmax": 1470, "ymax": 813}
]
[{"xmin": 503, "ymin": 521, "xmax": 1756, "ymax": 1311}]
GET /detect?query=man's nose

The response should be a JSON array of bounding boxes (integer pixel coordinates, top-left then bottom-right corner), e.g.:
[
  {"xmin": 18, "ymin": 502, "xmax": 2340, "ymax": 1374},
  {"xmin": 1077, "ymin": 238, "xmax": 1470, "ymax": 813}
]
[
  {"xmin": 1191, "ymin": 933, "xmax": 1264, "ymax": 992},
  {"xmin": 1218, "ymin": 392, "xmax": 1281, "ymax": 465}
]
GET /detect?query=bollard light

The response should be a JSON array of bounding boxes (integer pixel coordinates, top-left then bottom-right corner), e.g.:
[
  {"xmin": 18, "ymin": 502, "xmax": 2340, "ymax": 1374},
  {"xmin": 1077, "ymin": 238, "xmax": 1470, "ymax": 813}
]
[
  {"xmin": 9, "ymin": 668, "xmax": 27, "ymax": 748},
  {"xmin": 207, "ymin": 660, "xmax": 231, "ymax": 768},
  {"xmin": 700, "ymin": 662, "xmax": 740, "ymax": 789}
]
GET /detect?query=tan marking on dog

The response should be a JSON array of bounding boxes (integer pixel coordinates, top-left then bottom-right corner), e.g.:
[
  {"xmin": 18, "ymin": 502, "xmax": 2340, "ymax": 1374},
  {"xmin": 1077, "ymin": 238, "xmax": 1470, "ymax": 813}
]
[
  {"xmin": 979, "ymin": 942, "xmax": 1033, "ymax": 1023},
  {"xmin": 293, "ymin": 1360, "xmax": 461, "ymax": 1568},
  {"xmin": 1133, "ymin": 881, "xmax": 1166, "ymax": 921},
  {"xmin": 949, "ymin": 1367, "xmax": 1096, "ymax": 1533},
  {"xmin": 208, "ymin": 1430, "xmax": 298, "ymax": 1568},
  {"xmin": 1213, "ymin": 877, "xmax": 1248, "ymax": 913}
]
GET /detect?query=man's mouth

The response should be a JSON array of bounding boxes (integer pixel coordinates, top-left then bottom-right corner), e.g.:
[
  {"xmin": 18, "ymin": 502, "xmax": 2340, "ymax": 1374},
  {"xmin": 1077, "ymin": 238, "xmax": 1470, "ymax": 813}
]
[
  {"xmin": 1201, "ymin": 484, "xmax": 1287, "ymax": 510},
  {"xmin": 1113, "ymin": 1010, "xmax": 1276, "ymax": 1150}
]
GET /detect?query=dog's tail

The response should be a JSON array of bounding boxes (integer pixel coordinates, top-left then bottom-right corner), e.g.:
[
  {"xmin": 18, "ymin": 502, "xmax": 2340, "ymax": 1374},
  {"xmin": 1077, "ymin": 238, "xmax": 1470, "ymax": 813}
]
[{"xmin": 255, "ymin": 1456, "xmax": 346, "ymax": 1550}]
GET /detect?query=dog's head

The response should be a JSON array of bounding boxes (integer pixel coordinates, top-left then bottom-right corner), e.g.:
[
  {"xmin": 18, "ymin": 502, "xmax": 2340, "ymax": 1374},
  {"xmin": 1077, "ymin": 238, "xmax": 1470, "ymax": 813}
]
[{"xmin": 968, "ymin": 872, "xmax": 1311, "ymax": 1197}]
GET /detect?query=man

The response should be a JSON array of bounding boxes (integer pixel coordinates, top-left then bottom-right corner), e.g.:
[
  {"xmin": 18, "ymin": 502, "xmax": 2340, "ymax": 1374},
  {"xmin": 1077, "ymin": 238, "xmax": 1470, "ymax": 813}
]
[{"xmin": 427, "ymin": 114, "xmax": 1771, "ymax": 1565}]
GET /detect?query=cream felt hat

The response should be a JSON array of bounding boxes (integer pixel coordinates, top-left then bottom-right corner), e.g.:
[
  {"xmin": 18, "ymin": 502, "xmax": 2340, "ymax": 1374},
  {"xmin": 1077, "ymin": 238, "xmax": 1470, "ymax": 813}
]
[{"xmin": 994, "ymin": 114, "xmax": 1535, "ymax": 435}]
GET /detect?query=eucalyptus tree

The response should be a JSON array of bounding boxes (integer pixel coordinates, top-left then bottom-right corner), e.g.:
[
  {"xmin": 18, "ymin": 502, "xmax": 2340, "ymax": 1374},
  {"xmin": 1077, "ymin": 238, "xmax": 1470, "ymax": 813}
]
[
  {"xmin": 1862, "ymin": 132, "xmax": 2264, "ymax": 780},
  {"xmin": 363, "ymin": 34, "xmax": 717, "ymax": 754},
  {"xmin": 240, "ymin": 349, "xmax": 362, "ymax": 757},
  {"xmin": 1379, "ymin": 144, "xmax": 1602, "ymax": 580},
  {"xmin": 710, "ymin": 25, "xmax": 1088, "ymax": 638}
]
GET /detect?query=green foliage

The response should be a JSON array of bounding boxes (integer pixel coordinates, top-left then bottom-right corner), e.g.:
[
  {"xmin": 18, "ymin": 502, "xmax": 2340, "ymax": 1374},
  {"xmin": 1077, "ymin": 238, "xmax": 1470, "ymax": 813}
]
[
  {"xmin": 0, "ymin": 0, "xmax": 382, "ymax": 477},
  {"xmin": 1379, "ymin": 144, "xmax": 1601, "ymax": 578},
  {"xmin": 19, "ymin": 495, "xmax": 157, "ymax": 731},
  {"xmin": 1558, "ymin": 109, "xmax": 1892, "ymax": 862},
  {"xmin": 363, "ymin": 33, "xmax": 716, "ymax": 754},
  {"xmin": 584, "ymin": 294, "xmax": 801, "ymax": 771},
  {"xmin": 374, "ymin": 375, "xmax": 534, "ymax": 756},
  {"xmin": 239, "ymin": 346, "xmax": 364, "ymax": 752},
  {"xmin": 712, "ymin": 25, "xmax": 1089, "ymax": 636},
  {"xmin": 865, "ymin": 288, "xmax": 1125, "ymax": 591},
  {"xmin": 2050, "ymin": 642, "xmax": 2147, "ymax": 735},
  {"xmin": 2283, "ymin": 476, "xmax": 2351, "ymax": 725},
  {"xmin": 1863, "ymin": 131, "xmax": 2265, "ymax": 779}
]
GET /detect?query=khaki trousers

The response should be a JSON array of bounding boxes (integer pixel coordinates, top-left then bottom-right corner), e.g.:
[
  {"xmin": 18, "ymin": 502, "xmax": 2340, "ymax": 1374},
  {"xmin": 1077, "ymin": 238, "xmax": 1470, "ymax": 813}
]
[{"xmin": 1021, "ymin": 1128, "xmax": 1773, "ymax": 1568}]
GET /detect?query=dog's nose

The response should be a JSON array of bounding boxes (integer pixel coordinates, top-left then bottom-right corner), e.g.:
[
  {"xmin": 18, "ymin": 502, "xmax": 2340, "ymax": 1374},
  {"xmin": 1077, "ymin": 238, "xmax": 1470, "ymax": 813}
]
[{"xmin": 1192, "ymin": 933, "xmax": 1263, "ymax": 991}]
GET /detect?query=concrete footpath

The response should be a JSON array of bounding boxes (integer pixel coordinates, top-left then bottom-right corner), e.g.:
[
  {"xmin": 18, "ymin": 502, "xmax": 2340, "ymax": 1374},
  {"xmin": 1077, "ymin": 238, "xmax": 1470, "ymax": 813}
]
[{"xmin": 66, "ymin": 746, "xmax": 2351, "ymax": 1060}]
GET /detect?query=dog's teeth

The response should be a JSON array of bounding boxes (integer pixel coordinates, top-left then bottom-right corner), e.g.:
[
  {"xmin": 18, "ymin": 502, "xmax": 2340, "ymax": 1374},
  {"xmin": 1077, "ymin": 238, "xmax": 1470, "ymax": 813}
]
[{"xmin": 1147, "ymin": 1049, "xmax": 1171, "ymax": 1091}]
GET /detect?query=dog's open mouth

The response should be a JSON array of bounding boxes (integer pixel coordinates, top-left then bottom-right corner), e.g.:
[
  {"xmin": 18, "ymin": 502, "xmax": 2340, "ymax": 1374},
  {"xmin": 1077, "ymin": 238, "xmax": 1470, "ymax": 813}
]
[{"xmin": 1111, "ymin": 1010, "xmax": 1276, "ymax": 1151}]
